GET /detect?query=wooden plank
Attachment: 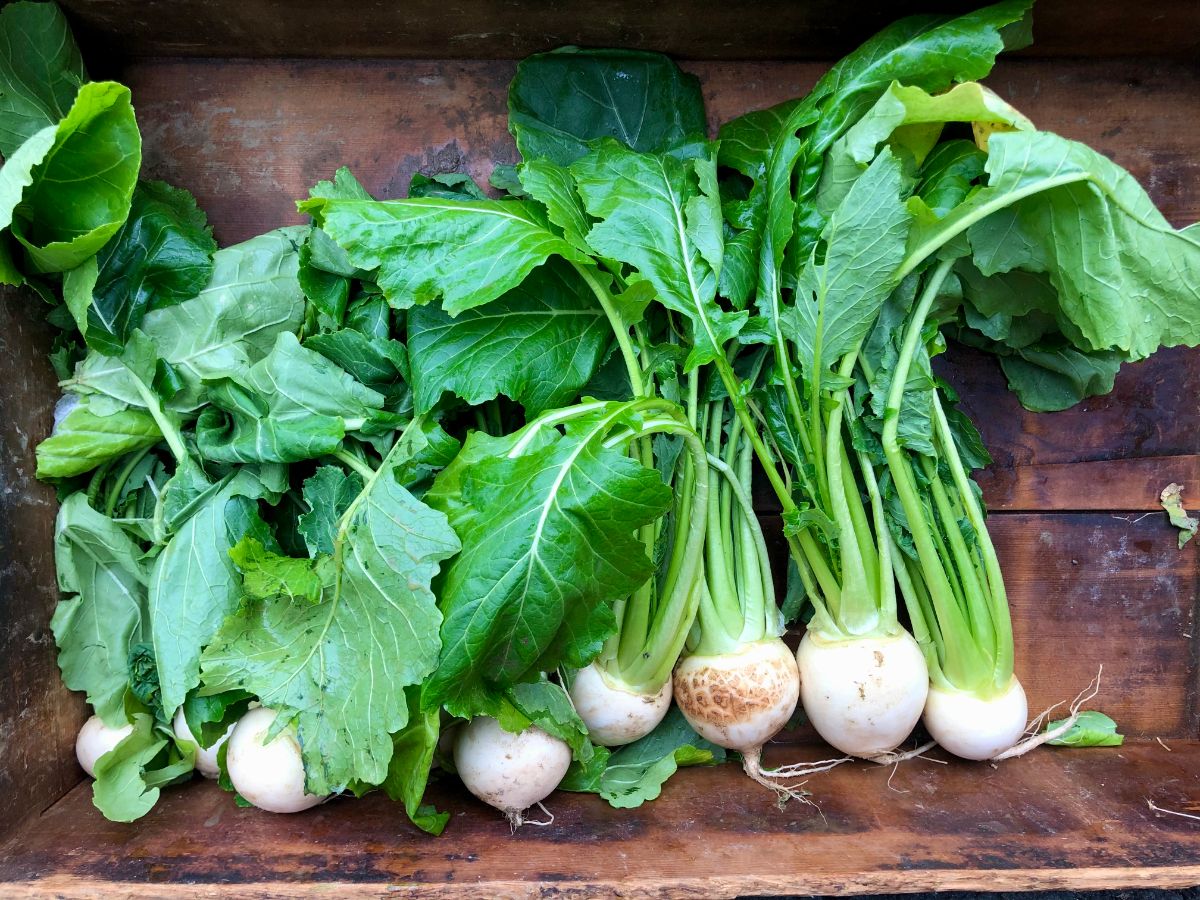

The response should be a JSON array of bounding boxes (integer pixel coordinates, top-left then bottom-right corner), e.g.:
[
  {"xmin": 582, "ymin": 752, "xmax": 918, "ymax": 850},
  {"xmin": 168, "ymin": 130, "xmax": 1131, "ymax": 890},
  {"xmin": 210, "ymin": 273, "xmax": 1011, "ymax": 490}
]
[
  {"xmin": 4, "ymin": 743, "xmax": 1200, "ymax": 897},
  {"xmin": 0, "ymin": 290, "xmax": 88, "ymax": 842},
  {"xmin": 120, "ymin": 57, "xmax": 1200, "ymax": 248},
  {"xmin": 976, "ymin": 454, "xmax": 1200, "ymax": 512},
  {"xmin": 941, "ymin": 344, "xmax": 1200, "ymax": 475},
  {"xmin": 991, "ymin": 513, "xmax": 1197, "ymax": 740},
  {"xmin": 57, "ymin": 0, "xmax": 1200, "ymax": 60}
]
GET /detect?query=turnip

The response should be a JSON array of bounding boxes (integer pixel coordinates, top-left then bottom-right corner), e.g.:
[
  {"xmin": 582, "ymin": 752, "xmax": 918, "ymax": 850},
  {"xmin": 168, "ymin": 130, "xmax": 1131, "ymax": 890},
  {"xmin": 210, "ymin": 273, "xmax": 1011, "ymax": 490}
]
[
  {"xmin": 453, "ymin": 715, "xmax": 571, "ymax": 827},
  {"xmin": 875, "ymin": 258, "xmax": 1033, "ymax": 761},
  {"xmin": 172, "ymin": 707, "xmax": 233, "ymax": 779},
  {"xmin": 674, "ymin": 400, "xmax": 846, "ymax": 799},
  {"xmin": 76, "ymin": 714, "xmax": 133, "ymax": 777},
  {"xmin": 226, "ymin": 707, "xmax": 326, "ymax": 813},
  {"xmin": 674, "ymin": 638, "xmax": 799, "ymax": 754},
  {"xmin": 923, "ymin": 677, "xmax": 1028, "ymax": 760},
  {"xmin": 796, "ymin": 630, "xmax": 927, "ymax": 757},
  {"xmin": 568, "ymin": 663, "xmax": 672, "ymax": 747}
]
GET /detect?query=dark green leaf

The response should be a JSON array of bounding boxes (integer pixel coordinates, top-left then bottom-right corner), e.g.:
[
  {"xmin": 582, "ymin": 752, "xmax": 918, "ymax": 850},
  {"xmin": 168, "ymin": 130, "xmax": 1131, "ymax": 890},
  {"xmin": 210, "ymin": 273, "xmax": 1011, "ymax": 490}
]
[
  {"xmin": 0, "ymin": 1, "xmax": 85, "ymax": 156},
  {"xmin": 509, "ymin": 48, "xmax": 705, "ymax": 166},
  {"xmin": 83, "ymin": 180, "xmax": 216, "ymax": 355},
  {"xmin": 424, "ymin": 406, "xmax": 672, "ymax": 718},
  {"xmin": 407, "ymin": 259, "xmax": 608, "ymax": 416},
  {"xmin": 297, "ymin": 465, "xmax": 363, "ymax": 556}
]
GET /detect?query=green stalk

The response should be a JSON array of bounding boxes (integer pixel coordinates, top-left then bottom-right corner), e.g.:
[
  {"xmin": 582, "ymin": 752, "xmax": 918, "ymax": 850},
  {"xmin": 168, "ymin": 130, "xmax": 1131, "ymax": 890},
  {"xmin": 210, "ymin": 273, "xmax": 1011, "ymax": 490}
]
[
  {"xmin": 332, "ymin": 448, "xmax": 377, "ymax": 482},
  {"xmin": 931, "ymin": 392, "xmax": 1015, "ymax": 691},
  {"xmin": 131, "ymin": 379, "xmax": 188, "ymax": 464},
  {"xmin": 881, "ymin": 257, "xmax": 996, "ymax": 690},
  {"xmin": 104, "ymin": 446, "xmax": 154, "ymax": 517}
]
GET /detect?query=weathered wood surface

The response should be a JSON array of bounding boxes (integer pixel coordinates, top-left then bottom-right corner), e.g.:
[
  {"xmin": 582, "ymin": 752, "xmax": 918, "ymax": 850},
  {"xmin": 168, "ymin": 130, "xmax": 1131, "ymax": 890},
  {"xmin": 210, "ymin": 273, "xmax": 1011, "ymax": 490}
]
[
  {"xmin": 0, "ymin": 291, "xmax": 88, "ymax": 843},
  {"xmin": 121, "ymin": 57, "xmax": 1200, "ymax": 246},
  {"xmin": 4, "ymin": 743, "xmax": 1200, "ymax": 898},
  {"xmin": 758, "ymin": 512, "xmax": 1198, "ymax": 741},
  {"xmin": 58, "ymin": 0, "xmax": 1200, "ymax": 61}
]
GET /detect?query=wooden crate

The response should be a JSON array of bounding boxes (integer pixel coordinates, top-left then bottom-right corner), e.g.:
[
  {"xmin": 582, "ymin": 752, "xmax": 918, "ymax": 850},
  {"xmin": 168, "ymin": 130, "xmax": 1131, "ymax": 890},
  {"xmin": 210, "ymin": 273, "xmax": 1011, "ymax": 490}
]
[{"xmin": 1, "ymin": 2, "xmax": 1198, "ymax": 896}]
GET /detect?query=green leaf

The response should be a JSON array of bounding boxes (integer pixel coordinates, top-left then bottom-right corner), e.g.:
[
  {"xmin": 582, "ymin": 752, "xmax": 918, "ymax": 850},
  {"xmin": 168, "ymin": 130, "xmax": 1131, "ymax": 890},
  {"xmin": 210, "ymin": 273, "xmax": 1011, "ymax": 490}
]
[
  {"xmin": 78, "ymin": 180, "xmax": 216, "ymax": 355},
  {"xmin": 917, "ymin": 140, "xmax": 988, "ymax": 217},
  {"xmin": 92, "ymin": 713, "xmax": 193, "ymax": 822},
  {"xmin": 425, "ymin": 405, "xmax": 672, "ymax": 718},
  {"xmin": 181, "ymin": 689, "xmax": 253, "ymax": 749},
  {"xmin": 408, "ymin": 171, "xmax": 486, "ymax": 201},
  {"xmin": 508, "ymin": 48, "xmax": 706, "ymax": 166},
  {"xmin": 381, "ymin": 686, "xmax": 448, "ymax": 835},
  {"xmin": 151, "ymin": 466, "xmax": 285, "ymax": 715},
  {"xmin": 200, "ymin": 428, "xmax": 461, "ymax": 794},
  {"xmin": 196, "ymin": 332, "xmax": 400, "ymax": 464},
  {"xmin": 570, "ymin": 706, "xmax": 724, "ymax": 809},
  {"xmin": 517, "ymin": 158, "xmax": 593, "ymax": 250},
  {"xmin": 407, "ymin": 259, "xmax": 608, "ymax": 417},
  {"xmin": 785, "ymin": 149, "xmax": 911, "ymax": 379},
  {"xmin": 1046, "ymin": 710, "xmax": 1124, "ymax": 748},
  {"xmin": 996, "ymin": 345, "xmax": 1125, "ymax": 413},
  {"xmin": 297, "ymin": 465, "xmax": 364, "ymax": 556},
  {"xmin": 8, "ymin": 81, "xmax": 140, "ymax": 273},
  {"xmin": 496, "ymin": 679, "xmax": 610, "ymax": 786},
  {"xmin": 963, "ymin": 130, "xmax": 1200, "ymax": 359},
  {"xmin": 305, "ymin": 327, "xmax": 407, "ymax": 398},
  {"xmin": 69, "ymin": 228, "xmax": 307, "ymax": 413},
  {"xmin": 36, "ymin": 397, "xmax": 161, "ymax": 479},
  {"xmin": 572, "ymin": 141, "xmax": 743, "ymax": 370},
  {"xmin": 50, "ymin": 493, "xmax": 149, "ymax": 725},
  {"xmin": 306, "ymin": 196, "xmax": 587, "ymax": 315},
  {"xmin": 0, "ymin": 1, "xmax": 85, "ymax": 156},
  {"xmin": 229, "ymin": 537, "xmax": 331, "ymax": 604},
  {"xmin": 308, "ymin": 165, "xmax": 372, "ymax": 203},
  {"xmin": 818, "ymin": 81, "xmax": 1030, "ymax": 214},
  {"xmin": 1160, "ymin": 483, "xmax": 1197, "ymax": 551}
]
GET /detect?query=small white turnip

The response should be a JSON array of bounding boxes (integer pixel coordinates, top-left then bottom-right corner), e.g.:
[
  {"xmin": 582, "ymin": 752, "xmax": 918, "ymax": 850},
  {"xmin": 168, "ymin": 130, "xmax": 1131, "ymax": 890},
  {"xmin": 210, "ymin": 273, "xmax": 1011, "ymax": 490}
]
[
  {"xmin": 673, "ymin": 638, "xmax": 800, "ymax": 752},
  {"xmin": 172, "ymin": 707, "xmax": 233, "ymax": 779},
  {"xmin": 75, "ymin": 714, "xmax": 133, "ymax": 777},
  {"xmin": 226, "ymin": 707, "xmax": 326, "ymax": 813},
  {"xmin": 923, "ymin": 677, "xmax": 1028, "ymax": 760},
  {"xmin": 569, "ymin": 662, "xmax": 671, "ymax": 747},
  {"xmin": 796, "ymin": 629, "xmax": 928, "ymax": 758},
  {"xmin": 453, "ymin": 715, "xmax": 571, "ymax": 826}
]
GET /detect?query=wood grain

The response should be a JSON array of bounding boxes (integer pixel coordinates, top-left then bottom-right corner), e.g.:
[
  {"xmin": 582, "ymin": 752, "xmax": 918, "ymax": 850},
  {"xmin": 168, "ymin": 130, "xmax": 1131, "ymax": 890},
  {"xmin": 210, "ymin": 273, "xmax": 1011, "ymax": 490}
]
[
  {"xmin": 120, "ymin": 57, "xmax": 1200, "ymax": 248},
  {"xmin": 976, "ymin": 455, "xmax": 1200, "ymax": 512},
  {"xmin": 57, "ymin": 0, "xmax": 1200, "ymax": 60},
  {"xmin": 0, "ymin": 289, "xmax": 89, "ymax": 842},
  {"xmin": 4, "ymin": 743, "xmax": 1200, "ymax": 897}
]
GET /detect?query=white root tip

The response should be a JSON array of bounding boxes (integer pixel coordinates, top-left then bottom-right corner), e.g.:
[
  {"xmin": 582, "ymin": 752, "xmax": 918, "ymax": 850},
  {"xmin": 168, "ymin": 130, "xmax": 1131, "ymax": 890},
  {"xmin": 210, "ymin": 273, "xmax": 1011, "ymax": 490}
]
[
  {"xmin": 991, "ymin": 667, "xmax": 1103, "ymax": 762},
  {"xmin": 507, "ymin": 801, "xmax": 555, "ymax": 832},
  {"xmin": 740, "ymin": 746, "xmax": 847, "ymax": 809},
  {"xmin": 867, "ymin": 740, "xmax": 940, "ymax": 766}
]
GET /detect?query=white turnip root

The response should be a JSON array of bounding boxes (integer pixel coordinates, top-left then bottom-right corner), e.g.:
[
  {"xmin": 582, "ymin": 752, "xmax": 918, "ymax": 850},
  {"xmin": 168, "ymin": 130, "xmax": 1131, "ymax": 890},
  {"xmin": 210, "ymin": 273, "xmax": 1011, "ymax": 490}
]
[
  {"xmin": 569, "ymin": 662, "xmax": 672, "ymax": 747},
  {"xmin": 226, "ymin": 707, "xmax": 326, "ymax": 813},
  {"xmin": 796, "ymin": 629, "xmax": 928, "ymax": 758},
  {"xmin": 75, "ymin": 715, "xmax": 133, "ymax": 777},
  {"xmin": 923, "ymin": 677, "xmax": 1028, "ymax": 760},
  {"xmin": 453, "ymin": 715, "xmax": 571, "ymax": 827},
  {"xmin": 172, "ymin": 707, "xmax": 233, "ymax": 779},
  {"xmin": 674, "ymin": 638, "xmax": 843, "ymax": 800}
]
